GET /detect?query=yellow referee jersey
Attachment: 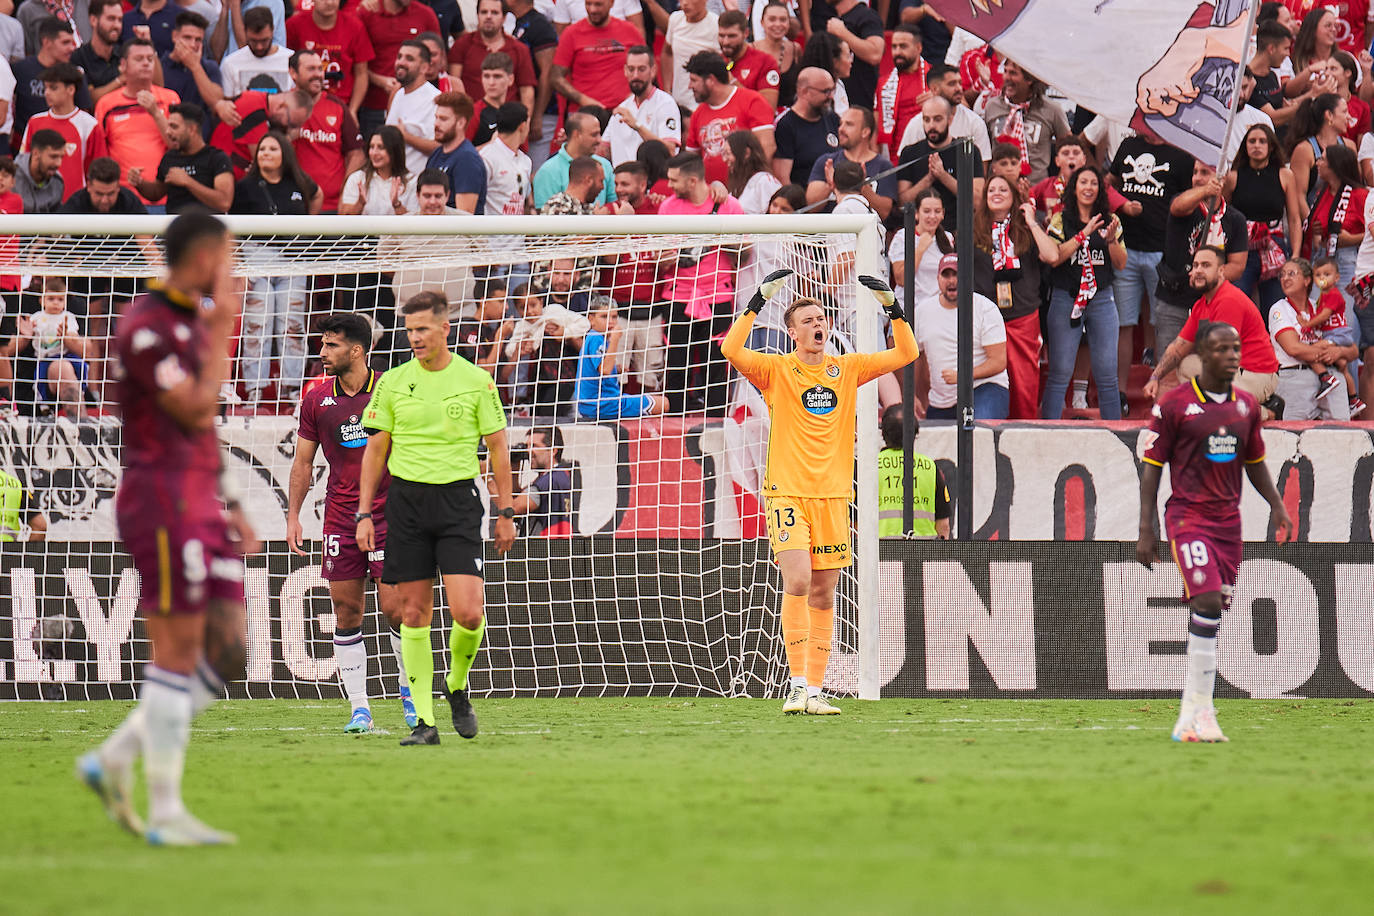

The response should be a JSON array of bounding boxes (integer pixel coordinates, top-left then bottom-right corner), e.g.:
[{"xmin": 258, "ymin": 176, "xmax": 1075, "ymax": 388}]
[{"xmin": 722, "ymin": 311, "xmax": 918, "ymax": 499}]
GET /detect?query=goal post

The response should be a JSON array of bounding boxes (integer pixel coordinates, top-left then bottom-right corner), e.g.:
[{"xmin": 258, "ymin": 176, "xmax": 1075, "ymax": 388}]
[{"xmin": 0, "ymin": 213, "xmax": 889, "ymax": 702}]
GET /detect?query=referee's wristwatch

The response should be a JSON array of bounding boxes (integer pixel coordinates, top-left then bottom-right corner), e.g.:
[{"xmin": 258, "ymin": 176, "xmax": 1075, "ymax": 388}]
[
  {"xmin": 496, "ymin": 507, "xmax": 516, "ymax": 519},
  {"xmin": 354, "ymin": 511, "xmax": 372, "ymax": 522}
]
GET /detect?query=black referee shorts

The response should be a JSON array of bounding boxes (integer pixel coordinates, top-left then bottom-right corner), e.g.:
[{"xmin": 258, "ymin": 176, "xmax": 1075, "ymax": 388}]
[{"xmin": 382, "ymin": 477, "xmax": 486, "ymax": 584}]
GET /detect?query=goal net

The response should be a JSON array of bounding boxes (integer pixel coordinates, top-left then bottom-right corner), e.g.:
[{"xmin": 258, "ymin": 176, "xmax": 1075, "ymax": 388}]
[{"xmin": 0, "ymin": 213, "xmax": 889, "ymax": 702}]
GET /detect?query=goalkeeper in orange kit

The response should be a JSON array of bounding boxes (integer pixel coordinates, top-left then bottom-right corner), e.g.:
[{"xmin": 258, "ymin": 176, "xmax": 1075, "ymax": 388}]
[{"xmin": 722, "ymin": 270, "xmax": 918, "ymax": 714}]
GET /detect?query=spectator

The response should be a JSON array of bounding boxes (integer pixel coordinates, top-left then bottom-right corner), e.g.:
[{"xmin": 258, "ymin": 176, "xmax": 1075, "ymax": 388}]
[
  {"xmin": 340, "ymin": 123, "xmax": 417, "ymax": 215},
  {"xmin": 1153, "ymin": 160, "xmax": 1249, "ymax": 358},
  {"xmin": 718, "ymin": 10, "xmax": 779, "ymax": 109},
  {"xmin": 13, "ymin": 18, "xmax": 91, "ymax": 144},
  {"xmin": 288, "ymin": 49, "xmax": 362, "ymax": 213},
  {"xmin": 826, "ymin": 160, "xmax": 887, "ymax": 334},
  {"xmin": 1040, "ymin": 166, "xmax": 1126, "ymax": 420},
  {"xmin": 550, "ymin": 0, "xmax": 643, "ymax": 114},
  {"xmin": 724, "ymin": 129, "xmax": 780, "ymax": 214},
  {"xmin": 794, "ymin": 32, "xmax": 851, "ymax": 115},
  {"xmin": 637, "ymin": 137, "xmax": 672, "ymax": 207},
  {"xmin": 426, "ymin": 90, "xmax": 485, "ymax": 213},
  {"xmin": 59, "ymin": 155, "xmax": 147, "ymax": 214},
  {"xmin": 1302, "ymin": 143, "xmax": 1366, "ymax": 307},
  {"xmin": 772, "ymin": 66, "xmax": 839, "ymax": 186},
  {"xmin": 533, "ymin": 110, "xmax": 614, "ymax": 208},
  {"xmin": 73, "ymin": 0, "xmax": 126, "ymax": 105},
  {"xmin": 1036, "ymin": 135, "xmax": 1135, "ymax": 219},
  {"xmin": 16, "ymin": 276, "xmax": 90, "ymax": 420},
  {"xmin": 455, "ymin": 276, "xmax": 513, "ymax": 374},
  {"xmin": 480, "ymin": 101, "xmax": 532, "ymax": 216},
  {"xmin": 221, "ymin": 6, "xmax": 292, "ymax": 96},
  {"xmin": 663, "ymin": 0, "xmax": 718, "ymax": 114},
  {"xmin": 806, "ymin": 106, "xmax": 897, "ymax": 221},
  {"xmin": 877, "ymin": 403, "xmax": 951, "ymax": 539},
  {"xmin": 888, "ymin": 188, "xmax": 954, "ymax": 308},
  {"xmin": 17, "ymin": 1, "xmax": 92, "ymax": 55},
  {"xmin": 540, "ymin": 154, "xmax": 603, "ymax": 216},
  {"xmin": 1308, "ymin": 255, "xmax": 1362, "ymax": 415},
  {"xmin": 159, "ymin": 12, "xmax": 224, "ymax": 141},
  {"xmin": 659, "ymin": 151, "xmax": 745, "ymax": 415},
  {"xmin": 449, "ymin": 0, "xmax": 536, "ymax": 119},
  {"xmin": 604, "ymin": 45, "xmax": 681, "ymax": 166},
  {"xmin": 121, "ymin": 0, "xmax": 177, "ymax": 57},
  {"xmin": 358, "ymin": 0, "xmax": 440, "ymax": 139},
  {"xmin": 1288, "ymin": 93, "xmax": 1354, "ymax": 204},
  {"xmin": 685, "ymin": 50, "xmax": 775, "ymax": 186},
  {"xmin": 1325, "ymin": 51, "xmax": 1367, "ymax": 142},
  {"xmin": 1223, "ymin": 123, "xmax": 1301, "ymax": 308},
  {"xmin": 897, "ymin": 62, "xmax": 992, "ymax": 163},
  {"xmin": 602, "ymin": 172, "xmax": 667, "ymax": 385},
  {"xmin": 576, "ymin": 297, "xmax": 668, "ymax": 420},
  {"xmin": 984, "ymin": 60, "xmax": 1069, "ymax": 183},
  {"xmin": 826, "ymin": 0, "xmax": 884, "ymax": 111},
  {"xmin": 20, "ymin": 63, "xmax": 104, "ymax": 201},
  {"xmin": 1269, "ymin": 257, "xmax": 1354, "ymax": 420},
  {"xmin": 912, "ymin": 252, "xmax": 1009, "ymax": 420},
  {"xmin": 132, "ymin": 103, "xmax": 233, "ymax": 213},
  {"xmin": 415, "ymin": 30, "xmax": 453, "ymax": 93},
  {"xmin": 754, "ymin": 2, "xmax": 799, "ymax": 104},
  {"xmin": 94, "ymin": 38, "xmax": 177, "ymax": 204},
  {"xmin": 214, "ymin": 0, "xmax": 289, "ymax": 60},
  {"xmin": 383, "ymin": 40, "xmax": 440, "ymax": 176},
  {"xmin": 0, "ymin": 13, "xmax": 20, "ymax": 67},
  {"xmin": 972, "ymin": 174, "xmax": 1057, "ymax": 419},
  {"xmin": 1247, "ymin": 21, "xmax": 1296, "ymax": 131},
  {"xmin": 897, "ymin": 95, "xmax": 984, "ymax": 232},
  {"xmin": 553, "ymin": 0, "xmax": 643, "ymax": 35},
  {"xmin": 15, "ymin": 128, "xmax": 64, "ymax": 212},
  {"xmin": 505, "ymin": 0, "xmax": 558, "ymax": 156},
  {"xmin": 612, "ymin": 160, "xmax": 654, "ymax": 214},
  {"xmin": 286, "ymin": 0, "xmax": 373, "ymax": 122},
  {"xmin": 988, "ymin": 141, "xmax": 1029, "ymax": 192},
  {"xmin": 509, "ymin": 427, "xmax": 576, "ymax": 538},
  {"xmin": 1288, "ymin": 5, "xmax": 1340, "ymax": 85},
  {"xmin": 1108, "ymin": 130, "xmax": 1193, "ymax": 406},
  {"xmin": 876, "ymin": 25, "xmax": 928, "ymax": 158},
  {"xmin": 1145, "ymin": 246, "xmax": 1281, "ymax": 413},
  {"xmin": 468, "ymin": 52, "xmax": 516, "ymax": 146},
  {"xmin": 211, "ymin": 87, "xmax": 313, "ymax": 177},
  {"xmin": 0, "ymin": 56, "xmax": 11, "ymax": 150},
  {"xmin": 234, "ymin": 129, "xmax": 319, "ymax": 406}
]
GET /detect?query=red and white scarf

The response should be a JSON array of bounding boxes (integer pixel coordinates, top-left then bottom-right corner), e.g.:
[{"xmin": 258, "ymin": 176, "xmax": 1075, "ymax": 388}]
[
  {"xmin": 1247, "ymin": 220, "xmax": 1287, "ymax": 280},
  {"xmin": 991, "ymin": 217, "xmax": 1020, "ymax": 271},
  {"xmin": 1318, "ymin": 184, "xmax": 1353, "ymax": 259},
  {"xmin": 1072, "ymin": 230, "xmax": 1097, "ymax": 321},
  {"xmin": 1189, "ymin": 198, "xmax": 1229, "ymax": 253},
  {"xmin": 1001, "ymin": 99, "xmax": 1031, "ymax": 167},
  {"xmin": 877, "ymin": 64, "xmax": 927, "ymax": 148}
]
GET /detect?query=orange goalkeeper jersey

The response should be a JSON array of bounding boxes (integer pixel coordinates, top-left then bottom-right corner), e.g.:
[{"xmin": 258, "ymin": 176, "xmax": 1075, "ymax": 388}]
[{"xmin": 722, "ymin": 311, "xmax": 918, "ymax": 498}]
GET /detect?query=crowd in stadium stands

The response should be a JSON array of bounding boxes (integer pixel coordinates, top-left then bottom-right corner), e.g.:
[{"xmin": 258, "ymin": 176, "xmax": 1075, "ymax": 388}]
[{"xmin": 0, "ymin": 0, "xmax": 1371, "ymax": 424}]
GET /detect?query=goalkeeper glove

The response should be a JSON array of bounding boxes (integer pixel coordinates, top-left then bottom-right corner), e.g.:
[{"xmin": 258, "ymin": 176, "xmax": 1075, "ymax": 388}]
[
  {"xmin": 859, "ymin": 275, "xmax": 905, "ymax": 323},
  {"xmin": 746, "ymin": 268, "xmax": 794, "ymax": 314}
]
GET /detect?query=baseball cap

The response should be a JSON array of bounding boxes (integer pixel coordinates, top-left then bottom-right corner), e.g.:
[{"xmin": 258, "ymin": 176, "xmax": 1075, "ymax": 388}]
[{"xmin": 938, "ymin": 253, "xmax": 959, "ymax": 274}]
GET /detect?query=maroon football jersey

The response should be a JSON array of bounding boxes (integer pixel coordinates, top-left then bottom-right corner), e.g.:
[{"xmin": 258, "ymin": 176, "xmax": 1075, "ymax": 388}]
[
  {"xmin": 298, "ymin": 369, "xmax": 390, "ymax": 532},
  {"xmin": 1142, "ymin": 378, "xmax": 1266, "ymax": 538},
  {"xmin": 113, "ymin": 282, "xmax": 221, "ymax": 476}
]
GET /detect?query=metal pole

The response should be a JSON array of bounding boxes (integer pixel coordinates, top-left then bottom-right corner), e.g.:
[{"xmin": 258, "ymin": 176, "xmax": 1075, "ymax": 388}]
[
  {"xmin": 855, "ymin": 221, "xmax": 883, "ymax": 701},
  {"xmin": 956, "ymin": 139, "xmax": 975, "ymax": 541},
  {"xmin": 902, "ymin": 201, "xmax": 916, "ymax": 537}
]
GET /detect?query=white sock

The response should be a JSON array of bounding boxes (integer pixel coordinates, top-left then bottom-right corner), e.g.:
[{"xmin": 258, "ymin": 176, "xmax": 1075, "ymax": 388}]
[
  {"xmin": 806, "ymin": 685, "xmax": 821, "ymax": 698},
  {"xmin": 1183, "ymin": 632, "xmax": 1218, "ymax": 712},
  {"xmin": 789, "ymin": 675, "xmax": 807, "ymax": 690},
  {"xmin": 1071, "ymin": 379, "xmax": 1089, "ymax": 409},
  {"xmin": 190, "ymin": 659, "xmax": 224, "ymax": 717},
  {"xmin": 390, "ymin": 627, "xmax": 408, "ymax": 690},
  {"xmin": 141, "ymin": 667, "xmax": 192, "ymax": 823},
  {"xmin": 334, "ymin": 628, "xmax": 369, "ymax": 710},
  {"xmin": 100, "ymin": 704, "xmax": 145, "ymax": 769}
]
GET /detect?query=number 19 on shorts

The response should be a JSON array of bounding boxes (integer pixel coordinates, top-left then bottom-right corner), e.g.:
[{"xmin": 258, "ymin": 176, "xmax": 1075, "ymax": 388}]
[{"xmin": 1177, "ymin": 540, "xmax": 1209, "ymax": 569}]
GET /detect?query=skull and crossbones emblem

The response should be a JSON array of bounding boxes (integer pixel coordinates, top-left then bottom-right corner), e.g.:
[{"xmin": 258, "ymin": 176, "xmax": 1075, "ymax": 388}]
[{"xmin": 1124, "ymin": 152, "xmax": 1169, "ymax": 190}]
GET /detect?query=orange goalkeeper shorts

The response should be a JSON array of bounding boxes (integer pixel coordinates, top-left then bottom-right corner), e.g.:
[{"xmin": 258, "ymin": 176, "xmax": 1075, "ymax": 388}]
[{"xmin": 764, "ymin": 496, "xmax": 852, "ymax": 570}]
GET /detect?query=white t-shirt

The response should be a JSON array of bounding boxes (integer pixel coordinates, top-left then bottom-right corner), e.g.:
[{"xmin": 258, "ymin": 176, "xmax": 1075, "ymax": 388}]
[
  {"xmin": 552, "ymin": 0, "xmax": 640, "ymax": 23},
  {"xmin": 0, "ymin": 14, "xmax": 23, "ymax": 64},
  {"xmin": 340, "ymin": 170, "xmax": 418, "ymax": 216},
  {"xmin": 604, "ymin": 88, "xmax": 682, "ymax": 165},
  {"xmin": 1356, "ymin": 193, "xmax": 1374, "ymax": 279},
  {"xmin": 737, "ymin": 169, "xmax": 781, "ymax": 214},
  {"xmin": 1081, "ymin": 116, "xmax": 1131, "ymax": 166},
  {"xmin": 386, "ymin": 81, "xmax": 442, "ymax": 177},
  {"xmin": 898, "ymin": 103, "xmax": 992, "ymax": 161},
  {"xmin": 0, "ymin": 57, "xmax": 13, "ymax": 136},
  {"xmin": 944, "ymin": 27, "xmax": 983, "ymax": 66},
  {"xmin": 30, "ymin": 309, "xmax": 80, "ymax": 360},
  {"xmin": 665, "ymin": 11, "xmax": 720, "ymax": 112},
  {"xmin": 480, "ymin": 137, "xmax": 533, "ymax": 215},
  {"xmin": 887, "ymin": 227, "xmax": 953, "ymax": 306},
  {"xmin": 911, "ymin": 292, "xmax": 1008, "ymax": 408},
  {"xmin": 1268, "ymin": 297, "xmax": 1321, "ymax": 370},
  {"xmin": 220, "ymin": 45, "xmax": 294, "ymax": 97}
]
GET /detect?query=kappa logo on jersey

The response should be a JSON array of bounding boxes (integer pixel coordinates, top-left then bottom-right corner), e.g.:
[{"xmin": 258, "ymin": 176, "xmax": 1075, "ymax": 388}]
[
  {"xmin": 132, "ymin": 328, "xmax": 160, "ymax": 352},
  {"xmin": 1205, "ymin": 428, "xmax": 1239, "ymax": 463},
  {"xmin": 321, "ymin": 396, "xmax": 336, "ymax": 406},
  {"xmin": 802, "ymin": 384, "xmax": 837, "ymax": 415}
]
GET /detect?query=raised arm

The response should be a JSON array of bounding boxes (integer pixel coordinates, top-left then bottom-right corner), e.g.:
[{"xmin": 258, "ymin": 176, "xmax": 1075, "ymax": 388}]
[
  {"xmin": 854, "ymin": 275, "xmax": 919, "ymax": 380},
  {"xmin": 721, "ymin": 268, "xmax": 793, "ymax": 386}
]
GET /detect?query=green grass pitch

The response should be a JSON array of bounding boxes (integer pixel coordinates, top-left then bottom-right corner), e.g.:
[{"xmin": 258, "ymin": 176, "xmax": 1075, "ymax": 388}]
[{"xmin": 4, "ymin": 698, "xmax": 1372, "ymax": 915}]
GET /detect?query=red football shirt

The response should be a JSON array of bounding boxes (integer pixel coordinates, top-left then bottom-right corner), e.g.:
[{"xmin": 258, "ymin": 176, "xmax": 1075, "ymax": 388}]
[
  {"xmin": 1178, "ymin": 280, "xmax": 1281, "ymax": 374},
  {"xmin": 210, "ymin": 91, "xmax": 273, "ymax": 177},
  {"xmin": 22, "ymin": 109, "xmax": 107, "ymax": 200},
  {"xmin": 294, "ymin": 94, "xmax": 362, "ymax": 211},
  {"xmin": 552, "ymin": 16, "xmax": 643, "ymax": 110},
  {"xmin": 358, "ymin": 1, "xmax": 440, "ymax": 110},
  {"xmin": 727, "ymin": 46, "xmax": 780, "ymax": 96},
  {"xmin": 687, "ymin": 86, "xmax": 776, "ymax": 185},
  {"xmin": 875, "ymin": 63, "xmax": 929, "ymax": 153},
  {"xmin": 450, "ymin": 32, "xmax": 537, "ymax": 104},
  {"xmin": 1284, "ymin": 1, "xmax": 1370, "ymax": 54},
  {"xmin": 285, "ymin": 11, "xmax": 375, "ymax": 107}
]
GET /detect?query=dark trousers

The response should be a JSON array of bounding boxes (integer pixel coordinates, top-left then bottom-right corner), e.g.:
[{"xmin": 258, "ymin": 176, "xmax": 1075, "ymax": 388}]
[{"xmin": 665, "ymin": 301, "xmax": 731, "ymax": 415}]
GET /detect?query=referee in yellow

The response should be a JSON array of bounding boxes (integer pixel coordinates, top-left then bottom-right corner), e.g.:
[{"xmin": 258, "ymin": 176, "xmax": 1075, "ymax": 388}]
[
  {"xmin": 356, "ymin": 291, "xmax": 517, "ymax": 746},
  {"xmin": 722, "ymin": 270, "xmax": 917, "ymax": 715}
]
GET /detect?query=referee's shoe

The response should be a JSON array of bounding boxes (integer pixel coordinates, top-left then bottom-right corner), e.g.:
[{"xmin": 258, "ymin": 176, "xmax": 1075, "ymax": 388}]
[
  {"xmin": 440, "ymin": 680, "xmax": 479, "ymax": 739},
  {"xmin": 400, "ymin": 721, "xmax": 440, "ymax": 745}
]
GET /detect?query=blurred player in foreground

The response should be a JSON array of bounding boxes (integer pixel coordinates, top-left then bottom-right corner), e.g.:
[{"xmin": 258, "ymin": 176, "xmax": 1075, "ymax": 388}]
[
  {"xmin": 1138, "ymin": 321, "xmax": 1293, "ymax": 744},
  {"xmin": 288, "ymin": 313, "xmax": 416, "ymax": 734},
  {"xmin": 77, "ymin": 212, "xmax": 257, "ymax": 846},
  {"xmin": 356, "ymin": 292, "xmax": 516, "ymax": 746},
  {"xmin": 722, "ymin": 270, "xmax": 918, "ymax": 715}
]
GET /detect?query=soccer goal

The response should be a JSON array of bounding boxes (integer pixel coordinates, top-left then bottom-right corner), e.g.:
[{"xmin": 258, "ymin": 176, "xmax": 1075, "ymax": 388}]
[{"xmin": 0, "ymin": 212, "xmax": 894, "ymax": 702}]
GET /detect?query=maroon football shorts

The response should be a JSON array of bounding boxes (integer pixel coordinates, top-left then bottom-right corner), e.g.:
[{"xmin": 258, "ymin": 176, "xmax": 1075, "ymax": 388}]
[
  {"xmin": 321, "ymin": 522, "xmax": 386, "ymax": 582},
  {"xmin": 1169, "ymin": 530, "xmax": 1242, "ymax": 601}
]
